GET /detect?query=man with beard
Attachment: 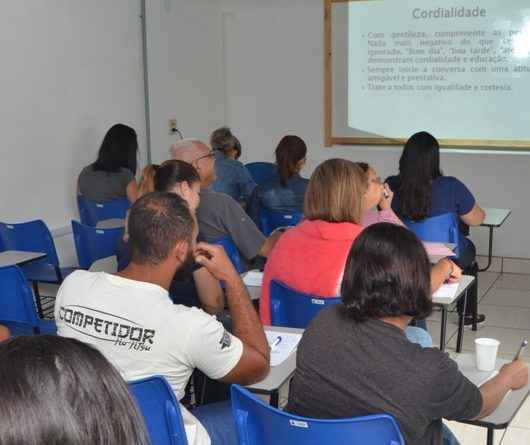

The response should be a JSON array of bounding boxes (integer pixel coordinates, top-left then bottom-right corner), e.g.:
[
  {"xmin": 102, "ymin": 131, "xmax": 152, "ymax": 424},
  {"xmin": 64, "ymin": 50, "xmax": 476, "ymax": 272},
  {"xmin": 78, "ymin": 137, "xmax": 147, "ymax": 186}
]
[{"xmin": 55, "ymin": 192, "xmax": 269, "ymax": 445}]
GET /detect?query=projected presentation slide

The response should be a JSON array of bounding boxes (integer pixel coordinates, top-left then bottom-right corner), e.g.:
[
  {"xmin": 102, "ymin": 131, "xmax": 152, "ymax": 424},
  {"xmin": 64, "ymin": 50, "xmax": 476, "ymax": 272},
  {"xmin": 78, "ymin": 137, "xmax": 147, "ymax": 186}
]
[{"xmin": 348, "ymin": 0, "xmax": 530, "ymax": 142}]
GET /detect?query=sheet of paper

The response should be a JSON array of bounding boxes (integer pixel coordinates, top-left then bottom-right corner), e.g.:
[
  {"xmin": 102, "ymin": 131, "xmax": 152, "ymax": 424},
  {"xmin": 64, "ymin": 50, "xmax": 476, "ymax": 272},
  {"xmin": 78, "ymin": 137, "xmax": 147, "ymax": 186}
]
[
  {"xmin": 265, "ymin": 330, "xmax": 302, "ymax": 367},
  {"xmin": 432, "ymin": 282, "xmax": 459, "ymax": 303},
  {"xmin": 242, "ymin": 270, "xmax": 263, "ymax": 287},
  {"xmin": 423, "ymin": 242, "xmax": 455, "ymax": 257}
]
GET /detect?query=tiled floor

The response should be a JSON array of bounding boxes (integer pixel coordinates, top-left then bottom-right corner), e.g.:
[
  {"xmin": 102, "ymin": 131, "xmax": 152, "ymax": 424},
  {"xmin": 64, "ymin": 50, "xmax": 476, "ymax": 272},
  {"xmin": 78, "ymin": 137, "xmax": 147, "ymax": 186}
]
[{"xmin": 433, "ymin": 271, "xmax": 530, "ymax": 445}]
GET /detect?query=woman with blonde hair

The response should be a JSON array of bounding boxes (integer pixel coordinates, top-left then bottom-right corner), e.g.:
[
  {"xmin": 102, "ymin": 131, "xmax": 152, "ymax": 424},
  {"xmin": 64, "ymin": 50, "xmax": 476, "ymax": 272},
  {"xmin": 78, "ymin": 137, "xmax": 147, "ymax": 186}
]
[{"xmin": 260, "ymin": 158, "xmax": 460, "ymax": 331}]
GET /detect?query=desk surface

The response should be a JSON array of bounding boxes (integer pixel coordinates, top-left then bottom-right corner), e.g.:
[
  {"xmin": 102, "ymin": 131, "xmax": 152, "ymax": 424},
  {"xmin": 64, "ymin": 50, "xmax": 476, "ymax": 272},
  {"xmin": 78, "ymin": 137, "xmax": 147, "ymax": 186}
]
[
  {"xmin": 96, "ymin": 218, "xmax": 125, "ymax": 229},
  {"xmin": 432, "ymin": 275, "xmax": 474, "ymax": 306},
  {"xmin": 457, "ymin": 353, "xmax": 530, "ymax": 429},
  {"xmin": 0, "ymin": 250, "xmax": 46, "ymax": 268},
  {"xmin": 482, "ymin": 208, "xmax": 511, "ymax": 228},
  {"xmin": 246, "ymin": 325, "xmax": 303, "ymax": 393}
]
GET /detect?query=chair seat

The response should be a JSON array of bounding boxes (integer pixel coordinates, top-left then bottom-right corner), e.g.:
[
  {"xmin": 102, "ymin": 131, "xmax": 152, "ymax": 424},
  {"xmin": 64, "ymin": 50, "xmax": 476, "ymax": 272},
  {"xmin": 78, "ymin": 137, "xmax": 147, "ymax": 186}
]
[{"xmin": 21, "ymin": 264, "xmax": 77, "ymax": 284}]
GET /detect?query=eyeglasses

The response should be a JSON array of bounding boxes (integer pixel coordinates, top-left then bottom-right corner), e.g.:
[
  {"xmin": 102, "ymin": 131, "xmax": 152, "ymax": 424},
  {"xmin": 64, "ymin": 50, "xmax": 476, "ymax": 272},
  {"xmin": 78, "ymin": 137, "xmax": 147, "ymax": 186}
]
[{"xmin": 193, "ymin": 151, "xmax": 215, "ymax": 163}]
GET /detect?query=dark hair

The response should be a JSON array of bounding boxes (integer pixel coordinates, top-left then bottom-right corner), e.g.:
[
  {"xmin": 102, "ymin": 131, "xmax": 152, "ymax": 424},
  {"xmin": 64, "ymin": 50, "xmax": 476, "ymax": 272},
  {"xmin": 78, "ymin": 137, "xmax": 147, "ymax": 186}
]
[
  {"xmin": 356, "ymin": 162, "xmax": 370, "ymax": 173},
  {"xmin": 210, "ymin": 126, "xmax": 237, "ymax": 155},
  {"xmin": 341, "ymin": 223, "xmax": 433, "ymax": 322},
  {"xmin": 233, "ymin": 136, "xmax": 242, "ymax": 160},
  {"xmin": 154, "ymin": 160, "xmax": 201, "ymax": 192},
  {"xmin": 93, "ymin": 123, "xmax": 138, "ymax": 174},
  {"xmin": 396, "ymin": 131, "xmax": 443, "ymax": 221},
  {"xmin": 128, "ymin": 191, "xmax": 194, "ymax": 265},
  {"xmin": 0, "ymin": 335, "xmax": 149, "ymax": 445},
  {"xmin": 275, "ymin": 135, "xmax": 307, "ymax": 185}
]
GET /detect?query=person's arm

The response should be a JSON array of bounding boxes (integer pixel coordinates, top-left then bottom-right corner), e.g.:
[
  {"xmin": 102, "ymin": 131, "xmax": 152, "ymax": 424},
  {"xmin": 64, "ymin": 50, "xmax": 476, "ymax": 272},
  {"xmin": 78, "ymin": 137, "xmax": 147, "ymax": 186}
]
[
  {"xmin": 474, "ymin": 359, "xmax": 528, "ymax": 419},
  {"xmin": 0, "ymin": 324, "xmax": 10, "ymax": 342},
  {"xmin": 192, "ymin": 267, "xmax": 224, "ymax": 315},
  {"xmin": 431, "ymin": 258, "xmax": 462, "ymax": 293},
  {"xmin": 126, "ymin": 179, "xmax": 138, "ymax": 203},
  {"xmin": 460, "ymin": 204, "xmax": 486, "ymax": 226},
  {"xmin": 258, "ymin": 230, "xmax": 283, "ymax": 257},
  {"xmin": 195, "ymin": 242, "xmax": 270, "ymax": 384}
]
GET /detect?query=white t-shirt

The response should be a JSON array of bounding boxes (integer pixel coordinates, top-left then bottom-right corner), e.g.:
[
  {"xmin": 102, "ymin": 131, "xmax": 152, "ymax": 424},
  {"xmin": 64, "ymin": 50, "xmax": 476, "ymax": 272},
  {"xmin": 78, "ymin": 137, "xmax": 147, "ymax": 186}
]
[{"xmin": 54, "ymin": 270, "xmax": 243, "ymax": 445}]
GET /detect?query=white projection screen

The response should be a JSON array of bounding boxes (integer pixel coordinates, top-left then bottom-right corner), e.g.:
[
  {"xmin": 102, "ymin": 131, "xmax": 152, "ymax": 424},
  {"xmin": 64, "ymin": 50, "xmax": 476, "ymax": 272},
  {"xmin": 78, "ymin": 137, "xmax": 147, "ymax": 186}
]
[{"xmin": 324, "ymin": 0, "xmax": 530, "ymax": 149}]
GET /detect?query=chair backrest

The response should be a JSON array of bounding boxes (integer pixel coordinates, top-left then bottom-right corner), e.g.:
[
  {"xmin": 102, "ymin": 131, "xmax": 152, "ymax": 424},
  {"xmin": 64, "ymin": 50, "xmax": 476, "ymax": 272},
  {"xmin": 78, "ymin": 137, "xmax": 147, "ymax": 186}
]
[
  {"xmin": 259, "ymin": 208, "xmax": 303, "ymax": 236},
  {"xmin": 71, "ymin": 220, "xmax": 124, "ymax": 269},
  {"xmin": 245, "ymin": 162, "xmax": 277, "ymax": 186},
  {"xmin": 129, "ymin": 375, "xmax": 188, "ymax": 445},
  {"xmin": 231, "ymin": 385, "xmax": 405, "ymax": 445},
  {"xmin": 269, "ymin": 280, "xmax": 341, "ymax": 328},
  {"xmin": 403, "ymin": 213, "xmax": 461, "ymax": 258},
  {"xmin": 77, "ymin": 195, "xmax": 130, "ymax": 226},
  {"xmin": 213, "ymin": 236, "xmax": 245, "ymax": 274},
  {"xmin": 0, "ymin": 265, "xmax": 41, "ymax": 335},
  {"xmin": 0, "ymin": 220, "xmax": 59, "ymax": 266}
]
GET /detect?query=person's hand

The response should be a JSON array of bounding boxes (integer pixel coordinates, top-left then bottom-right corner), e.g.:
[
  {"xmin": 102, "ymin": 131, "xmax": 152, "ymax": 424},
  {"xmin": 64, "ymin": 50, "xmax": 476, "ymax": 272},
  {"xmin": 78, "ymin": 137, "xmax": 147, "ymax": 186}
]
[
  {"xmin": 194, "ymin": 242, "xmax": 239, "ymax": 283},
  {"xmin": 378, "ymin": 183, "xmax": 393, "ymax": 210},
  {"xmin": 499, "ymin": 359, "xmax": 529, "ymax": 390},
  {"xmin": 445, "ymin": 259, "xmax": 462, "ymax": 283}
]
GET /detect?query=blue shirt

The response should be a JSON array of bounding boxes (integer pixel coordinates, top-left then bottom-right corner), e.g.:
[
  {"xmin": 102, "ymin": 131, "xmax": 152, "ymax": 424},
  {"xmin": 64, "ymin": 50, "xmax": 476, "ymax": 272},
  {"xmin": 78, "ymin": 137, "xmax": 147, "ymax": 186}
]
[
  {"xmin": 212, "ymin": 151, "xmax": 256, "ymax": 203},
  {"xmin": 248, "ymin": 172, "xmax": 309, "ymax": 224},
  {"xmin": 386, "ymin": 175, "xmax": 475, "ymax": 219}
]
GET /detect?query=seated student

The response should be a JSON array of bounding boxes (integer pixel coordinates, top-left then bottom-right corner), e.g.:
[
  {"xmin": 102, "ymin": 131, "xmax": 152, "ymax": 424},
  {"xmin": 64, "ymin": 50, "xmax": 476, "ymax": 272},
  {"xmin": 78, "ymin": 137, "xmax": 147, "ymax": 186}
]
[
  {"xmin": 170, "ymin": 139, "xmax": 282, "ymax": 262},
  {"xmin": 248, "ymin": 135, "xmax": 309, "ymax": 225},
  {"xmin": 55, "ymin": 192, "xmax": 270, "ymax": 445},
  {"xmin": 211, "ymin": 127, "xmax": 256, "ymax": 204},
  {"xmin": 78, "ymin": 123, "xmax": 139, "ymax": 203},
  {"xmin": 0, "ymin": 325, "xmax": 10, "ymax": 342},
  {"xmin": 386, "ymin": 131, "xmax": 486, "ymax": 326},
  {"xmin": 0, "ymin": 335, "xmax": 149, "ymax": 444},
  {"xmin": 260, "ymin": 159, "xmax": 460, "ymax": 326},
  {"xmin": 287, "ymin": 223, "xmax": 528, "ymax": 445},
  {"xmin": 357, "ymin": 162, "xmax": 404, "ymax": 227},
  {"xmin": 118, "ymin": 160, "xmax": 224, "ymax": 315}
]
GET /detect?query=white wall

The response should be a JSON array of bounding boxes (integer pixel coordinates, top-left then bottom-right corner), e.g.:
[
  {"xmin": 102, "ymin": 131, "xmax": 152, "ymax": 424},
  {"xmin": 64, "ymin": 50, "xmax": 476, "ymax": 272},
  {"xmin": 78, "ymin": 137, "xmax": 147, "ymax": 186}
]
[
  {"xmin": 0, "ymin": 1, "xmax": 146, "ymax": 265},
  {"xmin": 145, "ymin": 0, "xmax": 225, "ymax": 162},
  {"xmin": 220, "ymin": 0, "xmax": 530, "ymax": 259}
]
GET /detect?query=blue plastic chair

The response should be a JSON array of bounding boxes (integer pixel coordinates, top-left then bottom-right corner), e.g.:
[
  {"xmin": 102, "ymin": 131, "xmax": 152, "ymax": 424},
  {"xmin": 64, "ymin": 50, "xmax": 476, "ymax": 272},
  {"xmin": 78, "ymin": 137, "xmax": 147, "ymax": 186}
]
[
  {"xmin": 269, "ymin": 280, "xmax": 341, "ymax": 328},
  {"xmin": 0, "ymin": 265, "xmax": 57, "ymax": 336},
  {"xmin": 245, "ymin": 162, "xmax": 277, "ymax": 186},
  {"xmin": 231, "ymin": 385, "xmax": 405, "ymax": 445},
  {"xmin": 71, "ymin": 220, "xmax": 124, "ymax": 269},
  {"xmin": 0, "ymin": 220, "xmax": 77, "ymax": 316},
  {"xmin": 403, "ymin": 213, "xmax": 461, "ymax": 259},
  {"xmin": 77, "ymin": 195, "xmax": 130, "ymax": 227},
  {"xmin": 259, "ymin": 208, "xmax": 303, "ymax": 236},
  {"xmin": 129, "ymin": 375, "xmax": 188, "ymax": 445},
  {"xmin": 213, "ymin": 236, "xmax": 245, "ymax": 274}
]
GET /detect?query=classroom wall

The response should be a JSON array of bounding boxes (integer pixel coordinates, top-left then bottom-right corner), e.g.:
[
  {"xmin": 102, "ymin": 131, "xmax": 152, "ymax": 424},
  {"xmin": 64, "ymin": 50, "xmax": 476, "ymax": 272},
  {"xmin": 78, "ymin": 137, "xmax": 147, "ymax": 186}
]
[
  {"xmin": 219, "ymin": 0, "xmax": 530, "ymax": 259},
  {"xmin": 0, "ymin": 1, "xmax": 147, "ymax": 266},
  {"xmin": 144, "ymin": 0, "xmax": 226, "ymax": 163}
]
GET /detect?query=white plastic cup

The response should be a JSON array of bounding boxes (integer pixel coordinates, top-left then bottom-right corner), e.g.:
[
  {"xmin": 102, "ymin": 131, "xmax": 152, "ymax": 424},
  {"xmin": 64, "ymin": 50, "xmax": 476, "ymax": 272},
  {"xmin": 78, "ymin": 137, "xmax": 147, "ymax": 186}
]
[{"xmin": 475, "ymin": 338, "xmax": 500, "ymax": 371}]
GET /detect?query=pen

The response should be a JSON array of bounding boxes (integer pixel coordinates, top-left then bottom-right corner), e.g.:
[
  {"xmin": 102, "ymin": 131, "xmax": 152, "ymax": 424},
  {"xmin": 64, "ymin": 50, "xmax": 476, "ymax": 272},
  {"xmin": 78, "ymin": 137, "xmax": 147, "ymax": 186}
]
[
  {"xmin": 513, "ymin": 339, "xmax": 528, "ymax": 361},
  {"xmin": 270, "ymin": 336, "xmax": 282, "ymax": 351}
]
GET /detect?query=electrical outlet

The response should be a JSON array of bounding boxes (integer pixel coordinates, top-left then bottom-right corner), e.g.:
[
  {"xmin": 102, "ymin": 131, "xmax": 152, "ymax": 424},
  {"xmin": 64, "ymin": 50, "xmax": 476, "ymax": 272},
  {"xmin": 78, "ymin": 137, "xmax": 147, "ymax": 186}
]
[{"xmin": 169, "ymin": 119, "xmax": 178, "ymax": 135}]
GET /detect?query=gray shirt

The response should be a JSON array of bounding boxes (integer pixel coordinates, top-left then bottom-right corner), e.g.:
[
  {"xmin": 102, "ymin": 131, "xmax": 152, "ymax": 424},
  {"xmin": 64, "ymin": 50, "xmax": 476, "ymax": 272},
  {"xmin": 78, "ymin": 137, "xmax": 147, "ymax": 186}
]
[
  {"xmin": 197, "ymin": 188, "xmax": 265, "ymax": 260},
  {"xmin": 78, "ymin": 165, "xmax": 134, "ymax": 203},
  {"xmin": 287, "ymin": 306, "xmax": 483, "ymax": 445}
]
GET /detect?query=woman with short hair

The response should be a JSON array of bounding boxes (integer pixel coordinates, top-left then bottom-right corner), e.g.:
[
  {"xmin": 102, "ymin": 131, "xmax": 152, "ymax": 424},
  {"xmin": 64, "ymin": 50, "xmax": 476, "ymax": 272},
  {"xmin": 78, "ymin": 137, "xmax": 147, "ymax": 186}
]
[
  {"xmin": 248, "ymin": 135, "xmax": 309, "ymax": 225},
  {"xmin": 0, "ymin": 335, "xmax": 149, "ymax": 445},
  {"xmin": 211, "ymin": 126, "xmax": 256, "ymax": 204},
  {"xmin": 78, "ymin": 123, "xmax": 139, "ymax": 203},
  {"xmin": 287, "ymin": 223, "xmax": 528, "ymax": 445}
]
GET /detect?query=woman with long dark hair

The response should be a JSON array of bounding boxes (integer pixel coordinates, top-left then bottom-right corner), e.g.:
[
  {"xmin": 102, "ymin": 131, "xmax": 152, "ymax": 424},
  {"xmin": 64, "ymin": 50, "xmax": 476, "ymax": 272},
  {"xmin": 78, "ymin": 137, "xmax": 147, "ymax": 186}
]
[
  {"xmin": 78, "ymin": 123, "xmax": 139, "ymax": 203},
  {"xmin": 0, "ymin": 335, "xmax": 150, "ymax": 445},
  {"xmin": 248, "ymin": 135, "xmax": 309, "ymax": 224},
  {"xmin": 386, "ymin": 131, "xmax": 486, "ymax": 326}
]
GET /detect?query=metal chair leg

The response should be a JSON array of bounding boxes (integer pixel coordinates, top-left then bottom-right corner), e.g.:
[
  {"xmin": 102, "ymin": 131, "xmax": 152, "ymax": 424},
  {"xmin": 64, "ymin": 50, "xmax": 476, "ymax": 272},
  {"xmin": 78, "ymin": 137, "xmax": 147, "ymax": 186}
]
[{"xmin": 32, "ymin": 282, "xmax": 44, "ymax": 318}]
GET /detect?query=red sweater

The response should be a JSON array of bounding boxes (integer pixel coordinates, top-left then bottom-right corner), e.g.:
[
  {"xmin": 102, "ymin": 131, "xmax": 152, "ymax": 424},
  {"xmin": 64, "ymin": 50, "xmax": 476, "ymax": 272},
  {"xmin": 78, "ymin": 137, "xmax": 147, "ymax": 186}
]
[{"xmin": 260, "ymin": 219, "xmax": 364, "ymax": 325}]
